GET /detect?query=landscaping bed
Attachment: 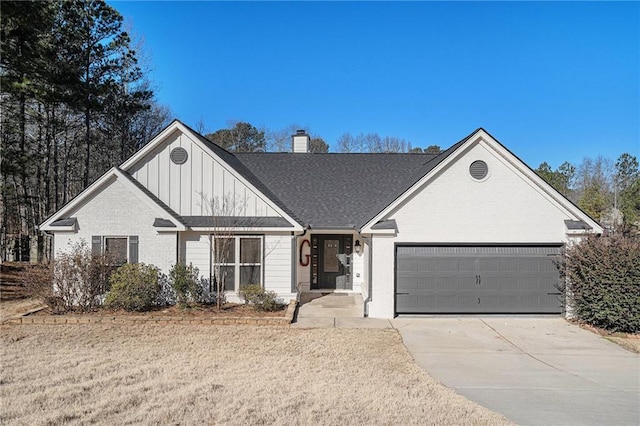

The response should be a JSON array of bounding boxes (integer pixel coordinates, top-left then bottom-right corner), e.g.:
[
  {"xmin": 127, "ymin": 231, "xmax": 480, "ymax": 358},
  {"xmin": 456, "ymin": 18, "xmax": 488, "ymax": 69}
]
[{"xmin": 5, "ymin": 300, "xmax": 296, "ymax": 326}]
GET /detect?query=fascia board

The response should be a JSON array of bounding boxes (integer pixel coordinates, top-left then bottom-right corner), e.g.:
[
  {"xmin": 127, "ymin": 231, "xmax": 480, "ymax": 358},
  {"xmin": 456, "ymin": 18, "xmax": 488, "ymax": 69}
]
[{"xmin": 189, "ymin": 225, "xmax": 304, "ymax": 233}]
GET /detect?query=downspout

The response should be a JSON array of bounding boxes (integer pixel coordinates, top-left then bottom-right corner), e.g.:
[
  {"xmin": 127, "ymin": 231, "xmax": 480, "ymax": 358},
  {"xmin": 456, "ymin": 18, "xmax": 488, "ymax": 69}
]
[
  {"xmin": 360, "ymin": 234, "xmax": 373, "ymax": 317},
  {"xmin": 292, "ymin": 227, "xmax": 309, "ymax": 302}
]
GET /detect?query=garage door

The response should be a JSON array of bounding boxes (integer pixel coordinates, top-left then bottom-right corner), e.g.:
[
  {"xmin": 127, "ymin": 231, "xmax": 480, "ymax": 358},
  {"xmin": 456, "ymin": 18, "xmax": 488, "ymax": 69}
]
[{"xmin": 395, "ymin": 245, "xmax": 563, "ymax": 314}]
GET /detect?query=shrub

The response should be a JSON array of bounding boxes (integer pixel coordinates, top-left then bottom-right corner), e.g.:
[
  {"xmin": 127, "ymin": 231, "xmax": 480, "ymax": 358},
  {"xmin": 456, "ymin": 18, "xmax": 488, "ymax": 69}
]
[
  {"xmin": 104, "ymin": 263, "xmax": 160, "ymax": 312},
  {"xmin": 23, "ymin": 241, "xmax": 115, "ymax": 313},
  {"xmin": 557, "ymin": 235, "xmax": 640, "ymax": 333},
  {"xmin": 21, "ymin": 262, "xmax": 62, "ymax": 312},
  {"xmin": 169, "ymin": 263, "xmax": 203, "ymax": 306},
  {"xmin": 239, "ymin": 284, "xmax": 284, "ymax": 312}
]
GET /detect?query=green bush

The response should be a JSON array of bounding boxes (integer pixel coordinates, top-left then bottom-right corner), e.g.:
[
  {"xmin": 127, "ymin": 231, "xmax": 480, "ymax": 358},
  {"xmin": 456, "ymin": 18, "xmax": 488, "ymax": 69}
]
[
  {"xmin": 169, "ymin": 262, "xmax": 202, "ymax": 306},
  {"xmin": 105, "ymin": 263, "xmax": 160, "ymax": 312},
  {"xmin": 239, "ymin": 284, "xmax": 284, "ymax": 312},
  {"xmin": 558, "ymin": 235, "xmax": 640, "ymax": 333}
]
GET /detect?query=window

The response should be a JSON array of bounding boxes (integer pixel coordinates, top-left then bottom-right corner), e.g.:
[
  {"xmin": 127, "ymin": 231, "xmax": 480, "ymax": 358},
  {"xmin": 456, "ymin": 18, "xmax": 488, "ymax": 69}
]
[
  {"xmin": 212, "ymin": 236, "xmax": 262, "ymax": 292},
  {"xmin": 92, "ymin": 235, "xmax": 138, "ymax": 265},
  {"xmin": 105, "ymin": 237, "xmax": 128, "ymax": 265}
]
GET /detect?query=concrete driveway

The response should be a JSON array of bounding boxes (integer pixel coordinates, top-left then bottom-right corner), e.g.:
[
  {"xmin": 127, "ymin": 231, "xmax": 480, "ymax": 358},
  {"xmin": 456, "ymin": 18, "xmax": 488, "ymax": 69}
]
[{"xmin": 392, "ymin": 317, "xmax": 639, "ymax": 426}]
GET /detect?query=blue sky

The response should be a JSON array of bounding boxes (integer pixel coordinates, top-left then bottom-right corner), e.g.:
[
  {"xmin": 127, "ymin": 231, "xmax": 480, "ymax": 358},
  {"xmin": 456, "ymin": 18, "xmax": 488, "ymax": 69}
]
[{"xmin": 111, "ymin": 1, "xmax": 639, "ymax": 168}]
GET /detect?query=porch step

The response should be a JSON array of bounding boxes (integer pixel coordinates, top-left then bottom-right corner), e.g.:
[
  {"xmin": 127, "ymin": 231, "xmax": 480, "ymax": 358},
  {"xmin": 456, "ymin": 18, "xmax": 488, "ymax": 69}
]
[{"xmin": 296, "ymin": 293, "xmax": 364, "ymax": 319}]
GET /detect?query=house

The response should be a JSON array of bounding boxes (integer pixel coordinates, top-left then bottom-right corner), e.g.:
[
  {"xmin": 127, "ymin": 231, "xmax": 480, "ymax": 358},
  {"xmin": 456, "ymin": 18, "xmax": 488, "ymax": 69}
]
[{"xmin": 39, "ymin": 120, "xmax": 602, "ymax": 318}]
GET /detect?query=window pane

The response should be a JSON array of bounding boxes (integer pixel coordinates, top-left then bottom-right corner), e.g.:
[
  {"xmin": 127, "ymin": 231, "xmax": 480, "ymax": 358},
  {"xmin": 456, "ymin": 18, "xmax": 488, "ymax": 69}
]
[
  {"xmin": 240, "ymin": 266, "xmax": 261, "ymax": 286},
  {"xmin": 324, "ymin": 239, "xmax": 339, "ymax": 272},
  {"xmin": 213, "ymin": 266, "xmax": 235, "ymax": 291},
  {"xmin": 105, "ymin": 238, "xmax": 127, "ymax": 265},
  {"xmin": 214, "ymin": 237, "xmax": 235, "ymax": 263},
  {"xmin": 240, "ymin": 238, "xmax": 261, "ymax": 263}
]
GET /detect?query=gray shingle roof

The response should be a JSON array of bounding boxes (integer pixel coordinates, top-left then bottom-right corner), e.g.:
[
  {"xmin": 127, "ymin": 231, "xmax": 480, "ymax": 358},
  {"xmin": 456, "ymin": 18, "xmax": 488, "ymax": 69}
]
[
  {"xmin": 153, "ymin": 218, "xmax": 177, "ymax": 228},
  {"xmin": 50, "ymin": 217, "xmax": 77, "ymax": 227},
  {"xmin": 565, "ymin": 220, "xmax": 592, "ymax": 230},
  {"xmin": 181, "ymin": 216, "xmax": 294, "ymax": 228},
  {"xmin": 234, "ymin": 134, "xmax": 475, "ymax": 229},
  {"xmin": 235, "ymin": 152, "xmax": 435, "ymax": 228}
]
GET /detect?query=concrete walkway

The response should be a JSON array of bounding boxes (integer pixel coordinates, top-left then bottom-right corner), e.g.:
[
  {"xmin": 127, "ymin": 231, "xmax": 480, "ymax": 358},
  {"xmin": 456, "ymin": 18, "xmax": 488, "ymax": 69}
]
[
  {"xmin": 292, "ymin": 292, "xmax": 392, "ymax": 328},
  {"xmin": 393, "ymin": 317, "xmax": 640, "ymax": 426}
]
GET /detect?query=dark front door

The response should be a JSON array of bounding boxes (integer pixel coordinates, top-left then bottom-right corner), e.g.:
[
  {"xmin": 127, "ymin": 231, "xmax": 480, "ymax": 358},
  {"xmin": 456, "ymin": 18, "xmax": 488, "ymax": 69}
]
[{"xmin": 311, "ymin": 235, "xmax": 352, "ymax": 290}]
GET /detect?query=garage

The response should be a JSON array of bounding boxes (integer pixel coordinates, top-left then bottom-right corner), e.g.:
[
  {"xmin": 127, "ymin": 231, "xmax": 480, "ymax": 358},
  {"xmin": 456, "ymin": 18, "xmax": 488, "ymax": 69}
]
[{"xmin": 395, "ymin": 245, "xmax": 564, "ymax": 314}]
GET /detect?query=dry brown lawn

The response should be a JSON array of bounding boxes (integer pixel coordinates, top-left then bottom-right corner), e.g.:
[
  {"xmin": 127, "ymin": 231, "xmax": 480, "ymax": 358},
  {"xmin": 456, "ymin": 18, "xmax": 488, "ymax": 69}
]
[
  {"xmin": 0, "ymin": 323, "xmax": 511, "ymax": 425},
  {"xmin": 0, "ymin": 298, "xmax": 44, "ymax": 323}
]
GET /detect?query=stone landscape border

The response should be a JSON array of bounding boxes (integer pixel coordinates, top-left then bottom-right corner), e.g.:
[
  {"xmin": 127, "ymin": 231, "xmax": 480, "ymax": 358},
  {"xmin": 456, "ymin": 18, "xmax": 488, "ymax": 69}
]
[{"xmin": 4, "ymin": 300, "xmax": 297, "ymax": 326}]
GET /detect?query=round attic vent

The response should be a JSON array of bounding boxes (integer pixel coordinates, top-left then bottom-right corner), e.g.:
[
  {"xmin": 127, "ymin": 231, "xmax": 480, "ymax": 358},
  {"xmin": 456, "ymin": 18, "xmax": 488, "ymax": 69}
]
[
  {"xmin": 469, "ymin": 160, "xmax": 488, "ymax": 180},
  {"xmin": 170, "ymin": 147, "xmax": 188, "ymax": 165}
]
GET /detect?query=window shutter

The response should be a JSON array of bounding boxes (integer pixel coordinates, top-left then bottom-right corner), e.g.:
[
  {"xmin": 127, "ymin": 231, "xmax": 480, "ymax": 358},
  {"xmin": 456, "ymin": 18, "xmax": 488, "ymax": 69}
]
[
  {"xmin": 129, "ymin": 236, "xmax": 139, "ymax": 263},
  {"xmin": 91, "ymin": 236, "xmax": 102, "ymax": 255}
]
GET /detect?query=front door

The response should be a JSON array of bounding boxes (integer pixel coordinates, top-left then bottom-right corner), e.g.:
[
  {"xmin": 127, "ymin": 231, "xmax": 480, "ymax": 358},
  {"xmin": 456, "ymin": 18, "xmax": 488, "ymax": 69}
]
[{"xmin": 311, "ymin": 235, "xmax": 352, "ymax": 290}]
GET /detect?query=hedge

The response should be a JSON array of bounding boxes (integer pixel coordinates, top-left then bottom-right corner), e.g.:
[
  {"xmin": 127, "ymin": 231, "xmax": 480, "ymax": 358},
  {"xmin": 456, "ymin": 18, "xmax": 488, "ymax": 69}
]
[{"xmin": 558, "ymin": 235, "xmax": 640, "ymax": 333}]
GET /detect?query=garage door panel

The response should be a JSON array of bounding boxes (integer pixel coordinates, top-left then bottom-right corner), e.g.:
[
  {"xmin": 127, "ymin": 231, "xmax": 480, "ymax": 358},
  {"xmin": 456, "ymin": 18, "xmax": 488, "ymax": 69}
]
[{"xmin": 396, "ymin": 245, "xmax": 563, "ymax": 314}]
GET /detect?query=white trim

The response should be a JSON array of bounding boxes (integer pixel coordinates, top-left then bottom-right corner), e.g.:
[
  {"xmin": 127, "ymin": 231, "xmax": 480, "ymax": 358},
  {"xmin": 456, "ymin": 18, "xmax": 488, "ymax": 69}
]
[
  {"xmin": 189, "ymin": 226, "xmax": 296, "ymax": 233},
  {"xmin": 212, "ymin": 235, "xmax": 264, "ymax": 292},
  {"xmin": 120, "ymin": 120, "xmax": 303, "ymax": 232},
  {"xmin": 367, "ymin": 228, "xmax": 397, "ymax": 235},
  {"xmin": 361, "ymin": 129, "xmax": 603, "ymax": 234},
  {"xmin": 48, "ymin": 224, "xmax": 76, "ymax": 232},
  {"xmin": 39, "ymin": 168, "xmax": 186, "ymax": 232}
]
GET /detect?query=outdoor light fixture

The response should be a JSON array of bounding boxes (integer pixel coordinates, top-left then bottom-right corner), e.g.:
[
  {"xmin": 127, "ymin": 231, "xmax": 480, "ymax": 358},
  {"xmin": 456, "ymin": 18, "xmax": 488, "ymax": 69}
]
[{"xmin": 354, "ymin": 240, "xmax": 361, "ymax": 254}]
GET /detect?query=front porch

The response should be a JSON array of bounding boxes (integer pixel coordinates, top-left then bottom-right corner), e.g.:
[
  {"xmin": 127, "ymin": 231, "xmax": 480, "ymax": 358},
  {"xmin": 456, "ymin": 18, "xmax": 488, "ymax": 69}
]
[{"xmin": 297, "ymin": 292, "xmax": 364, "ymax": 318}]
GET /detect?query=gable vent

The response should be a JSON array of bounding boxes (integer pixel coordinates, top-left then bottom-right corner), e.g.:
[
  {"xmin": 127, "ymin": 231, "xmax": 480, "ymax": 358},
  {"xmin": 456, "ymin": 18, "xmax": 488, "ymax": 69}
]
[
  {"xmin": 469, "ymin": 160, "xmax": 488, "ymax": 180},
  {"xmin": 170, "ymin": 147, "xmax": 188, "ymax": 165}
]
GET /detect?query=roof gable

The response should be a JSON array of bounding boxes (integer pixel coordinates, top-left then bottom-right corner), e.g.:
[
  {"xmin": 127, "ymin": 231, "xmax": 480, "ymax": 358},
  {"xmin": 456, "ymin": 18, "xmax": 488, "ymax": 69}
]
[
  {"xmin": 40, "ymin": 168, "xmax": 186, "ymax": 231},
  {"xmin": 361, "ymin": 128, "xmax": 603, "ymax": 234},
  {"xmin": 119, "ymin": 120, "xmax": 302, "ymax": 230}
]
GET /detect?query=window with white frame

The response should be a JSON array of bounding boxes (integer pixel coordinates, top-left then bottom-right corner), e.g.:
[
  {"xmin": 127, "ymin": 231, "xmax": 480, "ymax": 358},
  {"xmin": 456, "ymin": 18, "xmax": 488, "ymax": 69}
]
[{"xmin": 212, "ymin": 236, "xmax": 262, "ymax": 291}]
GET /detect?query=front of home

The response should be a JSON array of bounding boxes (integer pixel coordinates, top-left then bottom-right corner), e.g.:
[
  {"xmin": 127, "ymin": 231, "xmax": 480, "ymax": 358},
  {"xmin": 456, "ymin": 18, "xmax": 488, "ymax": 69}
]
[{"xmin": 40, "ymin": 121, "xmax": 602, "ymax": 318}]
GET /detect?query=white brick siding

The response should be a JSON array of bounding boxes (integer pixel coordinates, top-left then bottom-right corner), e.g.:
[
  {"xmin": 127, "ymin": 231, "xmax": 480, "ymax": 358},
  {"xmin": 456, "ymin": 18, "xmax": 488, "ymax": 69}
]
[{"xmin": 53, "ymin": 177, "xmax": 176, "ymax": 273}]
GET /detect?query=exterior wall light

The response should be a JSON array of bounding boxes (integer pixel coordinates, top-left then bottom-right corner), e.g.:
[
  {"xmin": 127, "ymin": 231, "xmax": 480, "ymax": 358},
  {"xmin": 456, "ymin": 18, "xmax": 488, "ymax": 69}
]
[{"xmin": 354, "ymin": 240, "xmax": 361, "ymax": 254}]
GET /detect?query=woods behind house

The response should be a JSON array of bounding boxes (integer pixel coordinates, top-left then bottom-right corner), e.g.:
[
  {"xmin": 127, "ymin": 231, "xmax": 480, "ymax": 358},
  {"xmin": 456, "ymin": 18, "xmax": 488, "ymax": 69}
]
[
  {"xmin": 1, "ymin": 1, "xmax": 170, "ymax": 260},
  {"xmin": 1, "ymin": 0, "xmax": 638, "ymax": 262}
]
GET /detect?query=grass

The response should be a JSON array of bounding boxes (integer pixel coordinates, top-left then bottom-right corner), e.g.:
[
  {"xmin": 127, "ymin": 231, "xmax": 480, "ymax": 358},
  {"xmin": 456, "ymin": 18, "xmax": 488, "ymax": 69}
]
[{"xmin": 0, "ymin": 323, "xmax": 511, "ymax": 425}]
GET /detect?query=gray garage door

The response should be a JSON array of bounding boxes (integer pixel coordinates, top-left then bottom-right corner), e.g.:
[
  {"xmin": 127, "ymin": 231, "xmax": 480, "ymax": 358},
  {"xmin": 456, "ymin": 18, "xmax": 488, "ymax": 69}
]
[{"xmin": 395, "ymin": 245, "xmax": 563, "ymax": 314}]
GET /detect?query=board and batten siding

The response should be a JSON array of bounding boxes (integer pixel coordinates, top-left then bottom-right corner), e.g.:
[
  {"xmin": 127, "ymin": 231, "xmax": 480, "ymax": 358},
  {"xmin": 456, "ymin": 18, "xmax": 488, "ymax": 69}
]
[
  {"xmin": 179, "ymin": 232, "xmax": 211, "ymax": 283},
  {"xmin": 129, "ymin": 130, "xmax": 280, "ymax": 217},
  {"xmin": 52, "ymin": 177, "xmax": 176, "ymax": 273},
  {"xmin": 264, "ymin": 234, "xmax": 294, "ymax": 298}
]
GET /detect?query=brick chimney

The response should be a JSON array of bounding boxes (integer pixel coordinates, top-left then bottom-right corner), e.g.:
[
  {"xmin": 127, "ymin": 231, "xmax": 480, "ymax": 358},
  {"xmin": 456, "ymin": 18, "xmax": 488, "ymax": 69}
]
[{"xmin": 292, "ymin": 130, "xmax": 310, "ymax": 153}]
